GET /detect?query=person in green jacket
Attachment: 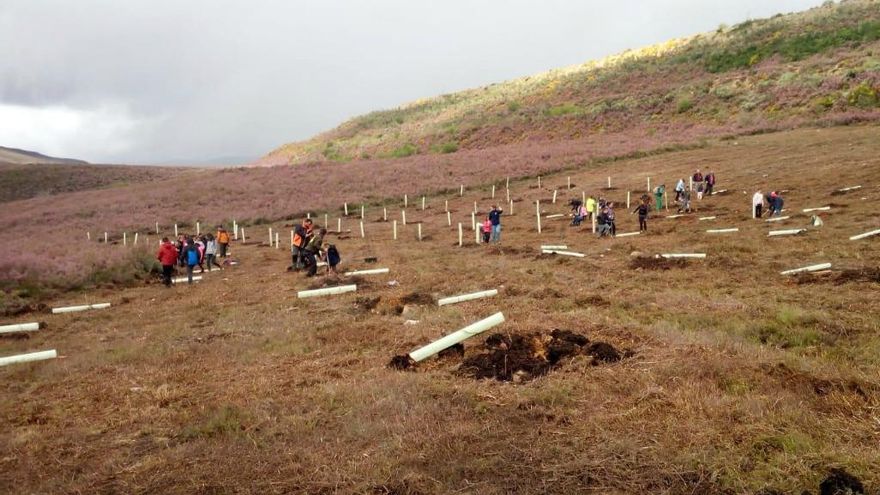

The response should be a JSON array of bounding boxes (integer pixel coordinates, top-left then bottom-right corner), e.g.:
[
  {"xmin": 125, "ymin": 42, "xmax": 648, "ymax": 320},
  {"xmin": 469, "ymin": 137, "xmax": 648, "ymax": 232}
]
[
  {"xmin": 303, "ymin": 228, "xmax": 326, "ymax": 277},
  {"xmin": 654, "ymin": 184, "xmax": 665, "ymax": 211}
]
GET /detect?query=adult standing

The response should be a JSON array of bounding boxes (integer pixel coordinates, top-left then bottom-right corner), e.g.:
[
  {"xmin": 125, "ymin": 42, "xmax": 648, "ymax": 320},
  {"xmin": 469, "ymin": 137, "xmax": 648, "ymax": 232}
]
[
  {"xmin": 291, "ymin": 218, "xmax": 312, "ymax": 270},
  {"xmin": 488, "ymin": 205, "xmax": 503, "ymax": 243},
  {"xmin": 205, "ymin": 234, "xmax": 222, "ymax": 271},
  {"xmin": 692, "ymin": 169, "xmax": 703, "ymax": 189},
  {"xmin": 217, "ymin": 226, "xmax": 230, "ymax": 257},
  {"xmin": 752, "ymin": 191, "xmax": 765, "ymax": 218},
  {"xmin": 157, "ymin": 237, "xmax": 179, "ymax": 287},
  {"xmin": 653, "ymin": 184, "xmax": 665, "ymax": 211},
  {"xmin": 704, "ymin": 171, "xmax": 716, "ymax": 196},
  {"xmin": 183, "ymin": 236, "xmax": 201, "ymax": 284},
  {"xmin": 632, "ymin": 198, "xmax": 650, "ymax": 232},
  {"xmin": 585, "ymin": 195, "xmax": 597, "ymax": 223},
  {"xmin": 674, "ymin": 179, "xmax": 686, "ymax": 201}
]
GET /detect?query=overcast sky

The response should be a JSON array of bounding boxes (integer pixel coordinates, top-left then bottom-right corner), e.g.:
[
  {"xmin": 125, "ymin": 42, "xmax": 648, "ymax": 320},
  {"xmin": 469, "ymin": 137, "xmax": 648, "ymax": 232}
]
[{"xmin": 0, "ymin": 0, "xmax": 825, "ymax": 165}]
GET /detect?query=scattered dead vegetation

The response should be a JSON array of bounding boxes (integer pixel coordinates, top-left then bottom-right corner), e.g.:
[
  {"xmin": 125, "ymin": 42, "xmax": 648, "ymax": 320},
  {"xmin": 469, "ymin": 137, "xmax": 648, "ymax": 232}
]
[{"xmin": 794, "ymin": 267, "xmax": 880, "ymax": 285}]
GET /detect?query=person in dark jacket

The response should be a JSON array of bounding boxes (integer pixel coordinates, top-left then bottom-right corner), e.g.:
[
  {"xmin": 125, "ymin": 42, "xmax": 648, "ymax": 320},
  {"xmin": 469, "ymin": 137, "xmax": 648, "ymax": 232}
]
[
  {"xmin": 704, "ymin": 172, "xmax": 716, "ymax": 196},
  {"xmin": 632, "ymin": 199, "xmax": 650, "ymax": 232},
  {"xmin": 303, "ymin": 228, "xmax": 325, "ymax": 277},
  {"xmin": 488, "ymin": 205, "xmax": 503, "ymax": 243},
  {"xmin": 157, "ymin": 237, "xmax": 179, "ymax": 287},
  {"xmin": 291, "ymin": 218, "xmax": 312, "ymax": 270}
]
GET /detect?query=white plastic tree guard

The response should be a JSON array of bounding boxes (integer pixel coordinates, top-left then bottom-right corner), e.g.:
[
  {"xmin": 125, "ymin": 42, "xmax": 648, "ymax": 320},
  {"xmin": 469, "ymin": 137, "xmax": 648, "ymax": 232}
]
[
  {"xmin": 768, "ymin": 229, "xmax": 806, "ymax": 237},
  {"xmin": 297, "ymin": 284, "xmax": 357, "ymax": 299},
  {"xmin": 615, "ymin": 232, "xmax": 640, "ymax": 238},
  {"xmin": 51, "ymin": 303, "xmax": 111, "ymax": 314},
  {"xmin": 409, "ymin": 312, "xmax": 505, "ymax": 362},
  {"xmin": 172, "ymin": 276, "xmax": 203, "ymax": 283},
  {"xmin": 540, "ymin": 245, "xmax": 568, "ymax": 250},
  {"xmin": 542, "ymin": 249, "xmax": 586, "ymax": 258},
  {"xmin": 0, "ymin": 349, "xmax": 57, "ymax": 367},
  {"xmin": 711, "ymin": 189, "xmax": 728, "ymax": 195},
  {"xmin": 850, "ymin": 228, "xmax": 880, "ymax": 241},
  {"xmin": 706, "ymin": 228, "xmax": 739, "ymax": 233},
  {"xmin": 660, "ymin": 253, "xmax": 706, "ymax": 259},
  {"xmin": 345, "ymin": 268, "xmax": 390, "ymax": 276},
  {"xmin": 837, "ymin": 185, "xmax": 862, "ymax": 192},
  {"xmin": 766, "ymin": 216, "xmax": 790, "ymax": 222},
  {"xmin": 437, "ymin": 289, "xmax": 498, "ymax": 307},
  {"xmin": 0, "ymin": 322, "xmax": 41, "ymax": 334},
  {"xmin": 545, "ymin": 214, "xmax": 565, "ymax": 219},
  {"xmin": 698, "ymin": 216, "xmax": 716, "ymax": 221},
  {"xmin": 781, "ymin": 263, "xmax": 832, "ymax": 276},
  {"xmin": 666, "ymin": 214, "xmax": 685, "ymax": 219},
  {"xmin": 803, "ymin": 207, "xmax": 831, "ymax": 213}
]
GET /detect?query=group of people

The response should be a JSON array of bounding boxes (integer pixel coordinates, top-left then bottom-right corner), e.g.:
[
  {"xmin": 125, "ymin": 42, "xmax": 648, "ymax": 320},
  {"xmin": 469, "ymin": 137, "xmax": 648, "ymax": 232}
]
[
  {"xmin": 752, "ymin": 190, "xmax": 785, "ymax": 218},
  {"xmin": 663, "ymin": 169, "xmax": 717, "ymax": 214},
  {"xmin": 156, "ymin": 227, "xmax": 232, "ymax": 286},
  {"xmin": 568, "ymin": 196, "xmax": 623, "ymax": 237},
  {"xmin": 290, "ymin": 218, "xmax": 340, "ymax": 276},
  {"xmin": 480, "ymin": 205, "xmax": 503, "ymax": 243}
]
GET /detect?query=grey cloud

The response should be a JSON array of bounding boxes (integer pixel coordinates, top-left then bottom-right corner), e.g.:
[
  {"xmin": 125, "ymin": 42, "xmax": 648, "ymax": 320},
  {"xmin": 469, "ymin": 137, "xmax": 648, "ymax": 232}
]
[{"xmin": 0, "ymin": 0, "xmax": 825, "ymax": 163}]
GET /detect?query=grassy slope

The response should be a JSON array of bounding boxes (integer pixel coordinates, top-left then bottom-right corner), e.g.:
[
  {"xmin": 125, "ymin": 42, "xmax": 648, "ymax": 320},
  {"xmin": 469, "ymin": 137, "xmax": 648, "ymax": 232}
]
[
  {"xmin": 1, "ymin": 125, "xmax": 879, "ymax": 493},
  {"xmin": 0, "ymin": 163, "xmax": 192, "ymax": 203},
  {"xmin": 0, "ymin": 146, "xmax": 88, "ymax": 165},
  {"xmin": 262, "ymin": 0, "xmax": 880, "ymax": 165}
]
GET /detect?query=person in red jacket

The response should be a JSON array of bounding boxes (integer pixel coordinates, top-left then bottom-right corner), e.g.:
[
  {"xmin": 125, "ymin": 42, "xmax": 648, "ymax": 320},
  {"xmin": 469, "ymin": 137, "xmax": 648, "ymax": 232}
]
[{"xmin": 157, "ymin": 237, "xmax": 179, "ymax": 287}]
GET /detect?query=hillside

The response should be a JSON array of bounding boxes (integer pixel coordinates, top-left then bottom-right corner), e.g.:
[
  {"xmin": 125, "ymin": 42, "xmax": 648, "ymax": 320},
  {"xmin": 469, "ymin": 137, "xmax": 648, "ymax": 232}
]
[
  {"xmin": 262, "ymin": 0, "xmax": 880, "ymax": 166},
  {"xmin": 0, "ymin": 145, "xmax": 88, "ymax": 165},
  {"xmin": 2, "ymin": 125, "xmax": 879, "ymax": 493},
  {"xmin": 0, "ymin": 163, "xmax": 194, "ymax": 203}
]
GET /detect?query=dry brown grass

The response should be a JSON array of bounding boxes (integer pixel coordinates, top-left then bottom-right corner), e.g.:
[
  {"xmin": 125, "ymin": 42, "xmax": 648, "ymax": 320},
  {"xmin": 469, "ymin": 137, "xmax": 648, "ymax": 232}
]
[{"xmin": 1, "ymin": 125, "xmax": 879, "ymax": 494}]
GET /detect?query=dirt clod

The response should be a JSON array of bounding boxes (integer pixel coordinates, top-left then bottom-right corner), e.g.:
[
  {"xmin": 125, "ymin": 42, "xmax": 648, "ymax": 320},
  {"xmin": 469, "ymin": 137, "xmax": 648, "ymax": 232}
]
[
  {"xmin": 388, "ymin": 355, "xmax": 413, "ymax": 370},
  {"xmin": 819, "ymin": 468, "xmax": 864, "ymax": 495},
  {"xmin": 587, "ymin": 342, "xmax": 621, "ymax": 364},
  {"xmin": 401, "ymin": 292, "xmax": 434, "ymax": 305},
  {"xmin": 459, "ymin": 329, "xmax": 595, "ymax": 382},
  {"xmin": 354, "ymin": 296, "xmax": 381, "ymax": 311},
  {"xmin": 438, "ymin": 343, "xmax": 465, "ymax": 359}
]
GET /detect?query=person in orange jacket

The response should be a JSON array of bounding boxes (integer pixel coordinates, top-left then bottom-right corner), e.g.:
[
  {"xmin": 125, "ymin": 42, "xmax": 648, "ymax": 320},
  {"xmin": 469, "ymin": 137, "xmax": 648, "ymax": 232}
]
[
  {"xmin": 217, "ymin": 227, "xmax": 230, "ymax": 257},
  {"xmin": 157, "ymin": 237, "xmax": 179, "ymax": 287}
]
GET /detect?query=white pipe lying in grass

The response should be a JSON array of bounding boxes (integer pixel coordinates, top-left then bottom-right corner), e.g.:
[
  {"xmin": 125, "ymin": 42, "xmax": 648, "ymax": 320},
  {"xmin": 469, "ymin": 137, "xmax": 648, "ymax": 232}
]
[
  {"xmin": 768, "ymin": 229, "xmax": 806, "ymax": 237},
  {"xmin": 172, "ymin": 276, "xmax": 203, "ymax": 283},
  {"xmin": 615, "ymin": 232, "xmax": 640, "ymax": 238},
  {"xmin": 409, "ymin": 312, "xmax": 505, "ymax": 363},
  {"xmin": 666, "ymin": 214, "xmax": 686, "ymax": 219},
  {"xmin": 699, "ymin": 216, "xmax": 716, "ymax": 221},
  {"xmin": 660, "ymin": 253, "xmax": 706, "ymax": 259},
  {"xmin": 803, "ymin": 206, "xmax": 831, "ymax": 213},
  {"xmin": 540, "ymin": 245, "xmax": 568, "ymax": 250},
  {"xmin": 781, "ymin": 263, "xmax": 832, "ymax": 276},
  {"xmin": 345, "ymin": 268, "xmax": 389, "ymax": 276},
  {"xmin": 766, "ymin": 216, "xmax": 790, "ymax": 222},
  {"xmin": 297, "ymin": 284, "xmax": 357, "ymax": 299},
  {"xmin": 706, "ymin": 228, "xmax": 739, "ymax": 234},
  {"xmin": 711, "ymin": 189, "xmax": 728, "ymax": 195},
  {"xmin": 850, "ymin": 228, "xmax": 880, "ymax": 241},
  {"xmin": 545, "ymin": 214, "xmax": 565, "ymax": 219},
  {"xmin": 51, "ymin": 303, "xmax": 111, "ymax": 314},
  {"xmin": 0, "ymin": 349, "xmax": 57, "ymax": 367},
  {"xmin": 438, "ymin": 289, "xmax": 498, "ymax": 307},
  {"xmin": 542, "ymin": 249, "xmax": 586, "ymax": 258},
  {"xmin": 837, "ymin": 185, "xmax": 862, "ymax": 192},
  {"xmin": 0, "ymin": 322, "xmax": 41, "ymax": 334}
]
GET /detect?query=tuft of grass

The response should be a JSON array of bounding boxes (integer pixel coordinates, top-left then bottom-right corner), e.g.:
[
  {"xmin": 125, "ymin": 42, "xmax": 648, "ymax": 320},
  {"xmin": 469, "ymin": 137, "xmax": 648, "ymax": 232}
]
[
  {"xmin": 181, "ymin": 405, "xmax": 247, "ymax": 440},
  {"xmin": 389, "ymin": 143, "xmax": 418, "ymax": 158}
]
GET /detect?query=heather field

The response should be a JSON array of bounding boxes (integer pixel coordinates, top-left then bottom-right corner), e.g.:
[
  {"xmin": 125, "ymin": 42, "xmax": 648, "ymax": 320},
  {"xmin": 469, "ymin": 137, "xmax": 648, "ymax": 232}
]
[{"xmin": 1, "ymin": 124, "xmax": 879, "ymax": 494}]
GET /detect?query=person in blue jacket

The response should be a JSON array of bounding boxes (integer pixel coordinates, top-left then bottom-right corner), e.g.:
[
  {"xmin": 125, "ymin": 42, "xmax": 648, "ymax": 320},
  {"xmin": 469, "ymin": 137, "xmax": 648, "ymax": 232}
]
[{"xmin": 488, "ymin": 205, "xmax": 503, "ymax": 243}]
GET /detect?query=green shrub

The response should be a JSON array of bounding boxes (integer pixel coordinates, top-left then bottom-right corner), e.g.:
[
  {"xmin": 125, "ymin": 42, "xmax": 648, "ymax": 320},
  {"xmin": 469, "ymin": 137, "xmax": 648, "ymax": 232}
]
[
  {"xmin": 847, "ymin": 81, "xmax": 879, "ymax": 107},
  {"xmin": 544, "ymin": 104, "xmax": 581, "ymax": 117},
  {"xmin": 676, "ymin": 98, "xmax": 694, "ymax": 113},
  {"xmin": 507, "ymin": 101, "xmax": 521, "ymax": 113},
  {"xmin": 390, "ymin": 143, "xmax": 417, "ymax": 158},
  {"xmin": 437, "ymin": 142, "xmax": 459, "ymax": 154}
]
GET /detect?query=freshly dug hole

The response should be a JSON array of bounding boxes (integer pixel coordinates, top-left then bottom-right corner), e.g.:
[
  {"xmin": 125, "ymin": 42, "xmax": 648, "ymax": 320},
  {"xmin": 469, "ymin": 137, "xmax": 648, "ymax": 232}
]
[{"xmin": 630, "ymin": 256, "xmax": 689, "ymax": 270}]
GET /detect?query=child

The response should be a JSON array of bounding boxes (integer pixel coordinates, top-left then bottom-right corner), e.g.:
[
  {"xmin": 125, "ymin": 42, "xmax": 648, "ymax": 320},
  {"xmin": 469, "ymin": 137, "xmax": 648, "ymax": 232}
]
[
  {"xmin": 482, "ymin": 217, "xmax": 492, "ymax": 243},
  {"xmin": 325, "ymin": 243, "xmax": 341, "ymax": 274},
  {"xmin": 632, "ymin": 200, "xmax": 649, "ymax": 232}
]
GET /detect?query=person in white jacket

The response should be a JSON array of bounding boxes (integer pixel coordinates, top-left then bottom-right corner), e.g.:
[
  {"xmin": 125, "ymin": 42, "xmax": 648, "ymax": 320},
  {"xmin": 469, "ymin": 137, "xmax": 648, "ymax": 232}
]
[{"xmin": 752, "ymin": 191, "xmax": 765, "ymax": 218}]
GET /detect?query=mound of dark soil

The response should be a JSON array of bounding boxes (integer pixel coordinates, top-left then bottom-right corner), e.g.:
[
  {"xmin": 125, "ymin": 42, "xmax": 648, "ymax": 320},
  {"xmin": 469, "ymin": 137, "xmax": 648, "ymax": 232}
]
[
  {"xmin": 354, "ymin": 296, "xmax": 380, "ymax": 311},
  {"xmin": 630, "ymin": 256, "xmax": 689, "ymax": 270},
  {"xmin": 458, "ymin": 329, "xmax": 624, "ymax": 382},
  {"xmin": 401, "ymin": 292, "xmax": 434, "ymax": 305},
  {"xmin": 438, "ymin": 343, "xmax": 465, "ymax": 359},
  {"xmin": 819, "ymin": 468, "xmax": 864, "ymax": 495},
  {"xmin": 388, "ymin": 355, "xmax": 413, "ymax": 370}
]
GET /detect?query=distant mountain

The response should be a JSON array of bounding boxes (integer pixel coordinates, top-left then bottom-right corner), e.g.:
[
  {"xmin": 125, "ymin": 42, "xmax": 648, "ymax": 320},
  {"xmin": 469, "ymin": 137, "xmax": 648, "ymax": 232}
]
[
  {"xmin": 262, "ymin": 0, "xmax": 880, "ymax": 166},
  {"xmin": 0, "ymin": 146, "xmax": 89, "ymax": 165}
]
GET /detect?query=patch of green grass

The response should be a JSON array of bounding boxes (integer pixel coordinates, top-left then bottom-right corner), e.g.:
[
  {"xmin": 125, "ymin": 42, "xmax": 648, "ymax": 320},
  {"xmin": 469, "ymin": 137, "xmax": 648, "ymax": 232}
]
[
  {"xmin": 676, "ymin": 98, "xmax": 694, "ymax": 113},
  {"xmin": 389, "ymin": 143, "xmax": 418, "ymax": 158},
  {"xmin": 544, "ymin": 103, "xmax": 581, "ymax": 117},
  {"xmin": 507, "ymin": 101, "xmax": 521, "ymax": 113},
  {"xmin": 847, "ymin": 81, "xmax": 879, "ymax": 108},
  {"xmin": 432, "ymin": 141, "xmax": 459, "ymax": 154},
  {"xmin": 181, "ymin": 405, "xmax": 247, "ymax": 440}
]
